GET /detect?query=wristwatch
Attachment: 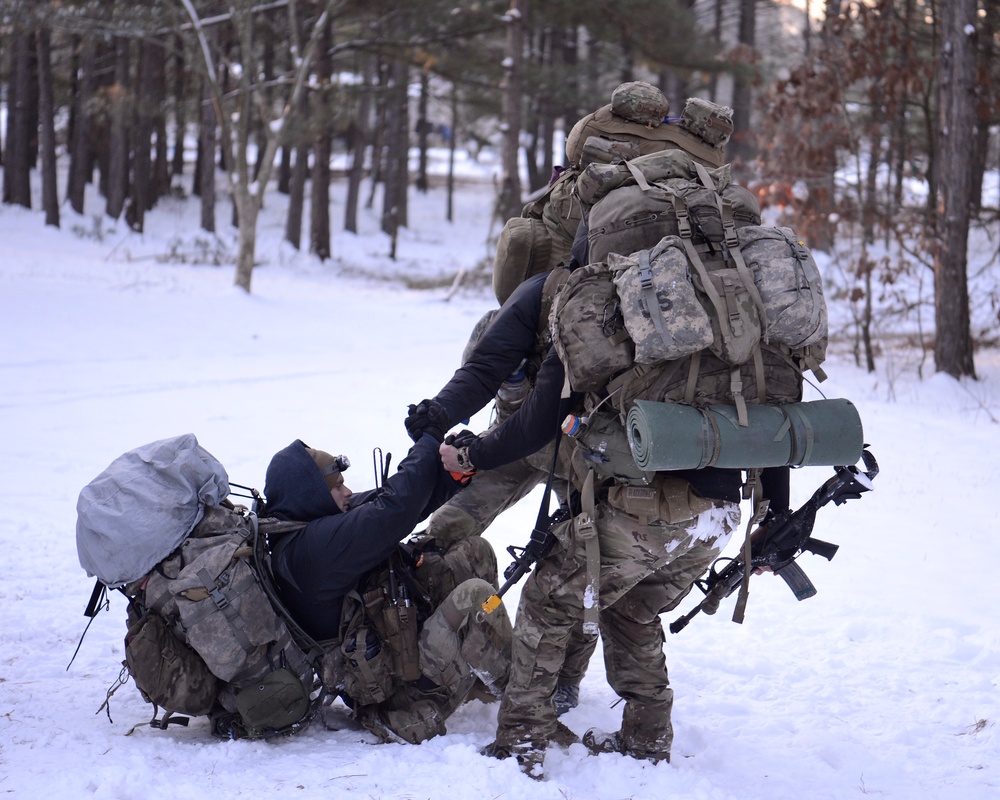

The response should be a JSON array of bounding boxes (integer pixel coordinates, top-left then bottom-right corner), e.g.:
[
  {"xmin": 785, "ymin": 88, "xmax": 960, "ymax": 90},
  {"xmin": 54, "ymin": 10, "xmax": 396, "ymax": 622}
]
[{"xmin": 455, "ymin": 446, "xmax": 474, "ymax": 472}]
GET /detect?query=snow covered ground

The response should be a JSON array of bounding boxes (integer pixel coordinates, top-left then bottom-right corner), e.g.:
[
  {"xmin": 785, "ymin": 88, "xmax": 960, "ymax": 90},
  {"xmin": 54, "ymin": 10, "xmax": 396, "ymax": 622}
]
[{"xmin": 1, "ymin": 160, "xmax": 998, "ymax": 799}]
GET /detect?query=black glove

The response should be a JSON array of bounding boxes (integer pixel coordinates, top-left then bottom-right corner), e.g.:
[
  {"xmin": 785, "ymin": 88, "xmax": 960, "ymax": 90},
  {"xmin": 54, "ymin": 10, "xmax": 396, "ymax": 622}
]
[
  {"xmin": 405, "ymin": 398, "xmax": 449, "ymax": 442},
  {"xmin": 444, "ymin": 429, "xmax": 479, "ymax": 450}
]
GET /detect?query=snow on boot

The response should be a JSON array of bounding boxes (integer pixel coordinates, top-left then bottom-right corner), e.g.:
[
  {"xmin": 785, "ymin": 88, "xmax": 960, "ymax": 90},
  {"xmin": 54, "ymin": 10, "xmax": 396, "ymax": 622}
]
[
  {"xmin": 481, "ymin": 739, "xmax": 546, "ymax": 779},
  {"xmin": 583, "ymin": 727, "xmax": 626, "ymax": 756}
]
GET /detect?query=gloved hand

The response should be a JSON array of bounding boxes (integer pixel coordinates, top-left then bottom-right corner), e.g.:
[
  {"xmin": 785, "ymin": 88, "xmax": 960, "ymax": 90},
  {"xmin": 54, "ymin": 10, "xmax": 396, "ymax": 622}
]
[
  {"xmin": 444, "ymin": 430, "xmax": 479, "ymax": 450},
  {"xmin": 405, "ymin": 398, "xmax": 449, "ymax": 442},
  {"xmin": 440, "ymin": 429, "xmax": 480, "ymax": 484}
]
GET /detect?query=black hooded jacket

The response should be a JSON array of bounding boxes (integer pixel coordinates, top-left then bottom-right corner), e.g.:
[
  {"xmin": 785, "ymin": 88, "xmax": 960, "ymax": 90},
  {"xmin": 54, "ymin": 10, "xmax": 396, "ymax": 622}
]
[
  {"xmin": 434, "ymin": 272, "xmax": 568, "ymax": 471},
  {"xmin": 430, "ymin": 271, "xmax": 790, "ymax": 510},
  {"xmin": 265, "ymin": 435, "xmax": 460, "ymax": 640}
]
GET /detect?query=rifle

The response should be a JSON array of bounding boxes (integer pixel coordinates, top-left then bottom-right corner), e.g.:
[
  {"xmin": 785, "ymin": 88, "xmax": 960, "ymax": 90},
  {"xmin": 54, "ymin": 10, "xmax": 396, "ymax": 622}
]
[
  {"xmin": 669, "ymin": 447, "xmax": 879, "ymax": 634},
  {"xmin": 477, "ymin": 506, "xmax": 569, "ymax": 621},
  {"xmin": 477, "ymin": 426, "xmax": 569, "ymax": 622}
]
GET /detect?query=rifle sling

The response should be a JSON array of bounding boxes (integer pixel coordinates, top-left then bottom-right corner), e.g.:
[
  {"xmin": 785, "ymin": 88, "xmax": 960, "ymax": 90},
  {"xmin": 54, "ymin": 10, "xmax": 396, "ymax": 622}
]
[
  {"xmin": 577, "ymin": 469, "xmax": 600, "ymax": 636},
  {"xmin": 731, "ymin": 476, "xmax": 769, "ymax": 624}
]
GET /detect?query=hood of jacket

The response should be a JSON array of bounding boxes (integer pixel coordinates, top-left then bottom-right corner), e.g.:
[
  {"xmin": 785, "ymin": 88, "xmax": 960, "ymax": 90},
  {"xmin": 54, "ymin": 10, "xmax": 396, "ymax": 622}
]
[{"xmin": 263, "ymin": 439, "xmax": 343, "ymax": 521}]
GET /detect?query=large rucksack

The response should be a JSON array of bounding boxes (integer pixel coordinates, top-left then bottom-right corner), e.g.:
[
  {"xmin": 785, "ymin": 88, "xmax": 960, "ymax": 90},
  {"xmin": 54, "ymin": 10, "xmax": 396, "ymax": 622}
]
[
  {"xmin": 491, "ymin": 83, "xmax": 719, "ymax": 305},
  {"xmin": 550, "ymin": 145, "xmax": 846, "ymax": 475},
  {"xmin": 76, "ymin": 434, "xmax": 321, "ymax": 738}
]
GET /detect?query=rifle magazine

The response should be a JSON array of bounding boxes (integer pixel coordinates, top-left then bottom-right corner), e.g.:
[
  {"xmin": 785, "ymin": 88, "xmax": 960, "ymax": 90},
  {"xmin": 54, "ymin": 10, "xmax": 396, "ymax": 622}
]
[{"xmin": 775, "ymin": 560, "xmax": 817, "ymax": 601}]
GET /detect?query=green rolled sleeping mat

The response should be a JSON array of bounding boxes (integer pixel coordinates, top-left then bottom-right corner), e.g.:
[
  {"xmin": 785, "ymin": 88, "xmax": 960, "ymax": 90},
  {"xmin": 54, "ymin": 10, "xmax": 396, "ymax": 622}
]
[{"xmin": 626, "ymin": 398, "xmax": 864, "ymax": 471}]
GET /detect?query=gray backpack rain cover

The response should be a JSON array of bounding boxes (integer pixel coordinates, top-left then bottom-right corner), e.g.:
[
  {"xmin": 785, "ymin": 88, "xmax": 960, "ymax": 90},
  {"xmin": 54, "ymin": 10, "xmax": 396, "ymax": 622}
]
[{"xmin": 76, "ymin": 433, "xmax": 230, "ymax": 588}]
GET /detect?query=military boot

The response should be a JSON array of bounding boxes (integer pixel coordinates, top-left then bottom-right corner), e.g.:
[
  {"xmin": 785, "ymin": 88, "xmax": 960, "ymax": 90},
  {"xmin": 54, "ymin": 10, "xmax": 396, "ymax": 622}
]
[
  {"xmin": 481, "ymin": 739, "xmax": 546, "ymax": 779},
  {"xmin": 583, "ymin": 727, "xmax": 670, "ymax": 764}
]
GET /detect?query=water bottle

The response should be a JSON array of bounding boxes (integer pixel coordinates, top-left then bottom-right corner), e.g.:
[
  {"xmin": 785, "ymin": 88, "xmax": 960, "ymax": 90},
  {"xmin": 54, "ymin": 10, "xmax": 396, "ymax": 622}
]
[{"xmin": 496, "ymin": 360, "xmax": 531, "ymax": 409}]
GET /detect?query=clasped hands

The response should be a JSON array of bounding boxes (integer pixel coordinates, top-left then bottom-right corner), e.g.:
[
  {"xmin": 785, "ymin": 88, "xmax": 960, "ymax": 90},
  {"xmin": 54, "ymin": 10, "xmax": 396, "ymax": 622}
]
[{"xmin": 404, "ymin": 398, "xmax": 480, "ymax": 475}]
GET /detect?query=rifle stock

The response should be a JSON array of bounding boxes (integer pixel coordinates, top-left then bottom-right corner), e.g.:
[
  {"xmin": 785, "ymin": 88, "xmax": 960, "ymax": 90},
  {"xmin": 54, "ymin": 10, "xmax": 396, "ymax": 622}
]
[
  {"xmin": 475, "ymin": 422, "xmax": 571, "ymax": 621},
  {"xmin": 669, "ymin": 448, "xmax": 878, "ymax": 634}
]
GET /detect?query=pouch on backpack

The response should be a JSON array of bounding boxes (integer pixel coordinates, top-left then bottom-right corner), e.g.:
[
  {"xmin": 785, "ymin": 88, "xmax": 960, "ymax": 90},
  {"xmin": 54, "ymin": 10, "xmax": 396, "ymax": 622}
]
[
  {"xmin": 124, "ymin": 601, "xmax": 218, "ymax": 716},
  {"xmin": 380, "ymin": 604, "xmax": 421, "ymax": 682},
  {"xmin": 340, "ymin": 623, "xmax": 396, "ymax": 706},
  {"xmin": 163, "ymin": 535, "xmax": 288, "ymax": 684},
  {"xmin": 234, "ymin": 666, "xmax": 311, "ymax": 737},
  {"xmin": 695, "ymin": 265, "xmax": 763, "ymax": 365},
  {"xmin": 606, "ymin": 475, "xmax": 715, "ymax": 525},
  {"xmin": 549, "ymin": 262, "xmax": 636, "ymax": 392},
  {"xmin": 608, "ymin": 237, "xmax": 714, "ymax": 364},
  {"xmin": 739, "ymin": 226, "xmax": 828, "ymax": 349},
  {"xmin": 493, "ymin": 217, "xmax": 552, "ymax": 304}
]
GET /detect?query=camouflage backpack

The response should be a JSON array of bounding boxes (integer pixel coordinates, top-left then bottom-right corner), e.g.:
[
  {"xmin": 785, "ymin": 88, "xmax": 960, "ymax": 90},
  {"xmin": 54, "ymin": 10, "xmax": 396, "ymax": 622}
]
[
  {"xmin": 76, "ymin": 435, "xmax": 321, "ymax": 739},
  {"xmin": 493, "ymin": 81, "xmax": 705, "ymax": 305},
  {"xmin": 551, "ymin": 115, "xmax": 830, "ymax": 433}
]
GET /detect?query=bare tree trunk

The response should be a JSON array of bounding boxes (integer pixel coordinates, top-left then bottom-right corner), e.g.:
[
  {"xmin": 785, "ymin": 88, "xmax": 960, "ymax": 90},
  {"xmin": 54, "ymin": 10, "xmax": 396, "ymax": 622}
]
[
  {"xmin": 526, "ymin": 26, "xmax": 557, "ymax": 193},
  {"xmin": 663, "ymin": 0, "xmax": 695, "ymax": 113},
  {"xmin": 4, "ymin": 27, "xmax": 34, "ymax": 208},
  {"xmin": 345, "ymin": 52, "xmax": 375, "ymax": 233},
  {"xmin": 537, "ymin": 31, "xmax": 555, "ymax": 184},
  {"xmin": 523, "ymin": 28, "xmax": 543, "ymax": 193},
  {"xmin": 934, "ymin": 0, "xmax": 977, "ymax": 378},
  {"xmin": 36, "ymin": 28, "xmax": 59, "ymax": 228},
  {"xmin": 446, "ymin": 81, "xmax": 457, "ymax": 222},
  {"xmin": 969, "ymin": 4, "xmax": 996, "ymax": 215},
  {"xmin": 193, "ymin": 138, "xmax": 203, "ymax": 197},
  {"xmin": 416, "ymin": 69, "xmax": 430, "ymax": 193},
  {"xmin": 199, "ymin": 73, "xmax": 217, "ymax": 232},
  {"xmin": 366, "ymin": 58, "xmax": 387, "ymax": 211},
  {"xmin": 561, "ymin": 25, "xmax": 579, "ymax": 134},
  {"xmin": 381, "ymin": 55, "xmax": 409, "ymax": 248},
  {"xmin": 310, "ymin": 16, "xmax": 332, "ymax": 260},
  {"xmin": 67, "ymin": 36, "xmax": 95, "ymax": 214},
  {"xmin": 171, "ymin": 36, "xmax": 187, "ymax": 178},
  {"xmin": 584, "ymin": 30, "xmax": 600, "ymax": 123},
  {"xmin": 128, "ymin": 43, "xmax": 158, "ymax": 232},
  {"xmin": 182, "ymin": 0, "xmax": 336, "ymax": 291},
  {"xmin": 286, "ymin": 143, "xmax": 308, "ymax": 248},
  {"xmin": 285, "ymin": 92, "xmax": 309, "ymax": 249},
  {"xmin": 890, "ymin": 0, "xmax": 916, "ymax": 210},
  {"xmin": 661, "ymin": 64, "xmax": 687, "ymax": 125},
  {"xmin": 310, "ymin": 127, "xmax": 331, "ymax": 259},
  {"xmin": 729, "ymin": 0, "xmax": 758, "ymax": 177},
  {"xmin": 619, "ymin": 27, "xmax": 634, "ymax": 84},
  {"xmin": 277, "ymin": 146, "xmax": 292, "ymax": 193},
  {"xmin": 150, "ymin": 43, "xmax": 169, "ymax": 206},
  {"xmin": 37, "ymin": 27, "xmax": 58, "ymax": 227},
  {"xmin": 921, "ymin": 80, "xmax": 938, "ymax": 226},
  {"xmin": 802, "ymin": 0, "xmax": 843, "ymax": 253},
  {"xmin": 709, "ymin": 0, "xmax": 723, "ymax": 102},
  {"xmin": 105, "ymin": 37, "xmax": 130, "ymax": 220},
  {"xmin": 499, "ymin": 0, "xmax": 526, "ymax": 224}
]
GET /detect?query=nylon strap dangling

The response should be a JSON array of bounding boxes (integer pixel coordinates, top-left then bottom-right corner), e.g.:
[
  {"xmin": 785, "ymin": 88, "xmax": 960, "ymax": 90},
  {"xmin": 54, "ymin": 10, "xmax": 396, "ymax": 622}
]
[{"xmin": 577, "ymin": 469, "xmax": 601, "ymax": 636}]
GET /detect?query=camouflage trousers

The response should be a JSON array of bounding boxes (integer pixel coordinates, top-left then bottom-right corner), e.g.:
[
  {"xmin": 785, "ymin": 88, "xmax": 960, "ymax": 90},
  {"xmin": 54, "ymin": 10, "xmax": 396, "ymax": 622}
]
[
  {"xmin": 493, "ymin": 489, "xmax": 740, "ymax": 759},
  {"xmin": 423, "ymin": 446, "xmax": 599, "ymax": 688},
  {"xmin": 363, "ymin": 536, "xmax": 513, "ymax": 744}
]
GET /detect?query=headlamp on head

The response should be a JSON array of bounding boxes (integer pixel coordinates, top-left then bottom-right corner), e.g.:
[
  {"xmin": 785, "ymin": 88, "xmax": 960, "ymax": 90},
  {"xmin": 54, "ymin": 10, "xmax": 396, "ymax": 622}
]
[
  {"xmin": 304, "ymin": 444, "xmax": 351, "ymax": 492},
  {"xmin": 319, "ymin": 455, "xmax": 350, "ymax": 476}
]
